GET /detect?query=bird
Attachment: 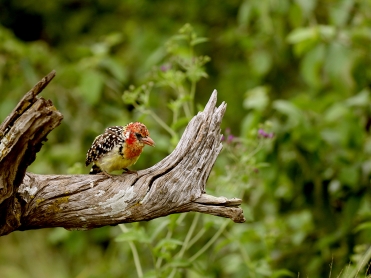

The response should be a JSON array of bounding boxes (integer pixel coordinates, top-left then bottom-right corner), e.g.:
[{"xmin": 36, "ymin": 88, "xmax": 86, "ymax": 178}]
[{"xmin": 85, "ymin": 122, "xmax": 155, "ymax": 176}]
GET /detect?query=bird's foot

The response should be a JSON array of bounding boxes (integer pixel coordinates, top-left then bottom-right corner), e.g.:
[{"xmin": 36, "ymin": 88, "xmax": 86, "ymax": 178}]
[{"xmin": 122, "ymin": 168, "xmax": 138, "ymax": 175}]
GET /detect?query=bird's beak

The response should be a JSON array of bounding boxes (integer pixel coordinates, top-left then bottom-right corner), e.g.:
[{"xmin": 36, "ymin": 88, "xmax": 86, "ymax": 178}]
[{"xmin": 141, "ymin": 136, "xmax": 155, "ymax": 147}]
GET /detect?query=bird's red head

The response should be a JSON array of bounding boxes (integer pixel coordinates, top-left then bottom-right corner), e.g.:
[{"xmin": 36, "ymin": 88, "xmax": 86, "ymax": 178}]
[{"xmin": 124, "ymin": 122, "xmax": 155, "ymax": 147}]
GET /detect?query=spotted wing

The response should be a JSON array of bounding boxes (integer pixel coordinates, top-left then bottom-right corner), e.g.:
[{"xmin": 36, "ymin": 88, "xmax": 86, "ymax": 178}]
[
  {"xmin": 105, "ymin": 126, "xmax": 125, "ymax": 136},
  {"xmin": 85, "ymin": 126, "xmax": 125, "ymax": 166}
]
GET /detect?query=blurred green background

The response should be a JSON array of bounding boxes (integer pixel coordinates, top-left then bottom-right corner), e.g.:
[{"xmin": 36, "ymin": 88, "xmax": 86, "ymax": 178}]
[{"xmin": 1, "ymin": 0, "xmax": 371, "ymax": 277}]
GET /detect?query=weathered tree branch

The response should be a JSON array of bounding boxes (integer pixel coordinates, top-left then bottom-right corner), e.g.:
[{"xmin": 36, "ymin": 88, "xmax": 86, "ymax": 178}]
[{"xmin": 0, "ymin": 71, "xmax": 245, "ymax": 236}]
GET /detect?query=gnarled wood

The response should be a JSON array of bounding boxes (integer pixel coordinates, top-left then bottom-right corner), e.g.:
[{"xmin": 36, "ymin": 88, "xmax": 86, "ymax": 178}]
[{"xmin": 0, "ymin": 71, "xmax": 245, "ymax": 236}]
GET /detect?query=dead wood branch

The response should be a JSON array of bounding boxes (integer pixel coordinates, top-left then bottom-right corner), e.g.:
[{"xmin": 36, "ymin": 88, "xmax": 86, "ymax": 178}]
[{"xmin": 0, "ymin": 71, "xmax": 245, "ymax": 236}]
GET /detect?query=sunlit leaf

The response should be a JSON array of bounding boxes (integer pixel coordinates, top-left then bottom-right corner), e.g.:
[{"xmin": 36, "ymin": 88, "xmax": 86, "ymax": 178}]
[
  {"xmin": 295, "ymin": 0, "xmax": 316, "ymax": 16},
  {"xmin": 287, "ymin": 27, "xmax": 317, "ymax": 44},
  {"xmin": 273, "ymin": 100, "xmax": 303, "ymax": 128},
  {"xmin": 250, "ymin": 50, "xmax": 272, "ymax": 76},
  {"xmin": 345, "ymin": 89, "xmax": 370, "ymax": 107},
  {"xmin": 243, "ymin": 86, "xmax": 269, "ymax": 111},
  {"xmin": 323, "ymin": 103, "xmax": 348, "ymax": 123},
  {"xmin": 190, "ymin": 37, "xmax": 209, "ymax": 46},
  {"xmin": 237, "ymin": 0, "xmax": 252, "ymax": 26},
  {"xmin": 354, "ymin": 222, "xmax": 371, "ymax": 233}
]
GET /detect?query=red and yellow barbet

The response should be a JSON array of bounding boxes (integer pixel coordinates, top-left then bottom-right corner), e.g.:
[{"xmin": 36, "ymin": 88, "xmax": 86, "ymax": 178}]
[{"xmin": 85, "ymin": 122, "xmax": 155, "ymax": 176}]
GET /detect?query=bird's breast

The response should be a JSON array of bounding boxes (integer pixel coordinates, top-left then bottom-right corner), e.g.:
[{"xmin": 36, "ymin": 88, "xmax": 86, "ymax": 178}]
[
  {"xmin": 123, "ymin": 144, "xmax": 144, "ymax": 159},
  {"xmin": 97, "ymin": 145, "xmax": 141, "ymax": 173}
]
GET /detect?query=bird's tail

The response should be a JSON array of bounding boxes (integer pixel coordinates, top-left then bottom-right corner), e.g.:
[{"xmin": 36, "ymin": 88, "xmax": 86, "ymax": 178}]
[{"xmin": 89, "ymin": 164, "xmax": 102, "ymax": 175}]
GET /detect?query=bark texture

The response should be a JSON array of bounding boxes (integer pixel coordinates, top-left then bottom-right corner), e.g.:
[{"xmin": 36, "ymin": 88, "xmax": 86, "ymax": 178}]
[{"xmin": 0, "ymin": 71, "xmax": 245, "ymax": 236}]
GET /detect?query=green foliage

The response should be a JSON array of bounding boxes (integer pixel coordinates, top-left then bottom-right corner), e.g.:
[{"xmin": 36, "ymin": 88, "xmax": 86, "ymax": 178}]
[
  {"xmin": 1, "ymin": 1, "xmax": 371, "ymax": 278},
  {"xmin": 122, "ymin": 24, "xmax": 210, "ymax": 147}
]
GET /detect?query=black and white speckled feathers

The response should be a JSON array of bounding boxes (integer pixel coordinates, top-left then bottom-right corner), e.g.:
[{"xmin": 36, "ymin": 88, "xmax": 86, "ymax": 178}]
[{"xmin": 85, "ymin": 126, "xmax": 126, "ymax": 167}]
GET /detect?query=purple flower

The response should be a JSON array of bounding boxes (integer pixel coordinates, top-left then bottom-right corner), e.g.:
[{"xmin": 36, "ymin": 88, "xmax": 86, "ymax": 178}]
[
  {"xmin": 258, "ymin": 129, "xmax": 267, "ymax": 137},
  {"xmin": 160, "ymin": 64, "xmax": 171, "ymax": 72},
  {"xmin": 258, "ymin": 129, "xmax": 274, "ymax": 139},
  {"xmin": 223, "ymin": 127, "xmax": 274, "ymax": 142},
  {"xmin": 221, "ymin": 128, "xmax": 236, "ymax": 144}
]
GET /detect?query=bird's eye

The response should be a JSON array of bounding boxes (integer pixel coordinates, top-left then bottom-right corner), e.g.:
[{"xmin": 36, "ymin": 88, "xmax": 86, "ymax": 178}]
[{"xmin": 135, "ymin": 133, "xmax": 142, "ymax": 139}]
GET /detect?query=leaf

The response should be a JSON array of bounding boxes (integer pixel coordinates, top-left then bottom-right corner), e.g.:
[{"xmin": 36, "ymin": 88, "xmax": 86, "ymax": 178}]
[
  {"xmin": 329, "ymin": 0, "xmax": 354, "ymax": 27},
  {"xmin": 171, "ymin": 34, "xmax": 188, "ymax": 41},
  {"xmin": 241, "ymin": 113, "xmax": 261, "ymax": 138},
  {"xmin": 115, "ymin": 227, "xmax": 151, "ymax": 244},
  {"xmin": 295, "ymin": 0, "xmax": 316, "ymax": 16},
  {"xmin": 237, "ymin": 0, "xmax": 252, "ymax": 26},
  {"xmin": 104, "ymin": 32, "xmax": 124, "ymax": 47},
  {"xmin": 288, "ymin": 4, "xmax": 303, "ymax": 27},
  {"xmin": 243, "ymin": 86, "xmax": 269, "ymax": 111},
  {"xmin": 190, "ymin": 37, "xmax": 209, "ymax": 46},
  {"xmin": 167, "ymin": 98, "xmax": 183, "ymax": 112},
  {"xmin": 101, "ymin": 58, "xmax": 127, "ymax": 82},
  {"xmin": 272, "ymin": 100, "xmax": 303, "ymax": 128},
  {"xmin": 154, "ymin": 238, "xmax": 183, "ymax": 253},
  {"xmin": 287, "ymin": 27, "xmax": 317, "ymax": 44},
  {"xmin": 250, "ymin": 50, "xmax": 272, "ymax": 76},
  {"xmin": 323, "ymin": 103, "xmax": 348, "ymax": 123},
  {"xmin": 346, "ymin": 89, "xmax": 370, "ymax": 107},
  {"xmin": 167, "ymin": 258, "xmax": 191, "ymax": 268},
  {"xmin": 354, "ymin": 222, "xmax": 371, "ymax": 233},
  {"xmin": 144, "ymin": 46, "xmax": 167, "ymax": 69},
  {"xmin": 300, "ymin": 43, "xmax": 325, "ymax": 88},
  {"xmin": 324, "ymin": 42, "xmax": 354, "ymax": 92},
  {"xmin": 143, "ymin": 270, "xmax": 157, "ymax": 278},
  {"xmin": 186, "ymin": 66, "xmax": 208, "ymax": 83},
  {"xmin": 122, "ymin": 89, "xmax": 140, "ymax": 105},
  {"xmin": 318, "ymin": 25, "xmax": 336, "ymax": 40},
  {"xmin": 320, "ymin": 129, "xmax": 342, "ymax": 145}
]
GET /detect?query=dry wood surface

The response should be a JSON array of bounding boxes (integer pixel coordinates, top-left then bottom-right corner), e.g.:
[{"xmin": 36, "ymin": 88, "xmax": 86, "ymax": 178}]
[{"xmin": 0, "ymin": 71, "xmax": 245, "ymax": 236}]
